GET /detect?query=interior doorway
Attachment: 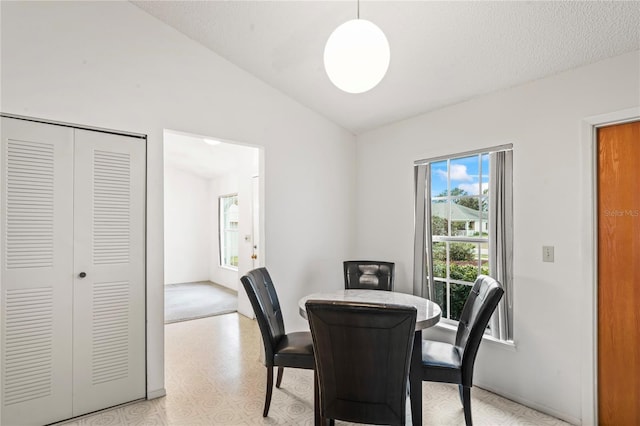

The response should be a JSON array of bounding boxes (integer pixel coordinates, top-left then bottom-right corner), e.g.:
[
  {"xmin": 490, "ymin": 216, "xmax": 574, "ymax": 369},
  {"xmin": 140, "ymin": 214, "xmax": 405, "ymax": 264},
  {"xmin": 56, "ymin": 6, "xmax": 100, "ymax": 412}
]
[
  {"xmin": 162, "ymin": 129, "xmax": 262, "ymax": 323},
  {"xmin": 597, "ymin": 120, "xmax": 639, "ymax": 425}
]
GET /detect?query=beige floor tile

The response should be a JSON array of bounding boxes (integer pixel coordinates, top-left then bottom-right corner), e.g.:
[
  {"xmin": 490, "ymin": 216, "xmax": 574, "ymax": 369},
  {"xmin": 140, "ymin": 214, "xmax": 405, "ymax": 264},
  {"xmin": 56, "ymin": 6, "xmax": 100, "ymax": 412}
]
[{"xmin": 57, "ymin": 313, "xmax": 569, "ymax": 426}]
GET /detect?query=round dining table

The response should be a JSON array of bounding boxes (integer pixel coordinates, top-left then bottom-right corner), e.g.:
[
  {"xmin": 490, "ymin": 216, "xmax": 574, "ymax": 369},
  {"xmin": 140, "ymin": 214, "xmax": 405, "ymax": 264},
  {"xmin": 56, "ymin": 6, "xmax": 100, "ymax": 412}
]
[{"xmin": 298, "ymin": 289, "xmax": 442, "ymax": 426}]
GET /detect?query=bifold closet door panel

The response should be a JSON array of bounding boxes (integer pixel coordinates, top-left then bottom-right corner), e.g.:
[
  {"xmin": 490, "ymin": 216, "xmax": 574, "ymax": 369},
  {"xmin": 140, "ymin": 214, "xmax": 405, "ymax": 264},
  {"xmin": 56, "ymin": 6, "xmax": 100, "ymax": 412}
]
[
  {"xmin": 71, "ymin": 129, "xmax": 146, "ymax": 415},
  {"xmin": 73, "ymin": 130, "xmax": 146, "ymax": 415},
  {"xmin": 1, "ymin": 118, "xmax": 74, "ymax": 425}
]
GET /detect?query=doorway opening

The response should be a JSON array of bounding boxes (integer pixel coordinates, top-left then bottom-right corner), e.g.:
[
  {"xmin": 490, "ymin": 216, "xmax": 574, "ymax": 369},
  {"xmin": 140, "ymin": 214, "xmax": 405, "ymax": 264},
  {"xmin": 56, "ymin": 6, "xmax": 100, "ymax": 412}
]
[{"xmin": 162, "ymin": 129, "xmax": 262, "ymax": 323}]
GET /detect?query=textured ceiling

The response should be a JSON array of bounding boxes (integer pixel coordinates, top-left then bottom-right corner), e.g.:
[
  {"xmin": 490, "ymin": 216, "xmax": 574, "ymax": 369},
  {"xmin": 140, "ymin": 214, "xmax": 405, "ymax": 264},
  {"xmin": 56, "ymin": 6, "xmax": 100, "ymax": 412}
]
[{"xmin": 133, "ymin": 1, "xmax": 640, "ymax": 134}]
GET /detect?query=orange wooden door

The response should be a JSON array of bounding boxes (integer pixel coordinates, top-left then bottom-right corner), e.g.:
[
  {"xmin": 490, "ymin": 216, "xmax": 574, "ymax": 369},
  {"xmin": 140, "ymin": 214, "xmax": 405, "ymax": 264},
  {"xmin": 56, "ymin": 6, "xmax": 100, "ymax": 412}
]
[{"xmin": 597, "ymin": 120, "xmax": 640, "ymax": 425}]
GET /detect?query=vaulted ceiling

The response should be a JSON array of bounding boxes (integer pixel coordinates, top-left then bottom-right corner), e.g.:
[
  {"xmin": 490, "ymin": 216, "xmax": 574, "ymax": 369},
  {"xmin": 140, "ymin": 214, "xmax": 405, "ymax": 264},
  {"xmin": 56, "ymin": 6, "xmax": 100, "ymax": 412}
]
[{"xmin": 133, "ymin": 1, "xmax": 640, "ymax": 134}]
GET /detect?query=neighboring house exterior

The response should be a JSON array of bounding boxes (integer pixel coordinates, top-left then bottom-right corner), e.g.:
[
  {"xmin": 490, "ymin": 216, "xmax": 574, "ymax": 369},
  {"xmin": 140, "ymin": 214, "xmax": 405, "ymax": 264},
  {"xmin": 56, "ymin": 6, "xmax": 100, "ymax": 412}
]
[{"xmin": 431, "ymin": 202, "xmax": 488, "ymax": 237}]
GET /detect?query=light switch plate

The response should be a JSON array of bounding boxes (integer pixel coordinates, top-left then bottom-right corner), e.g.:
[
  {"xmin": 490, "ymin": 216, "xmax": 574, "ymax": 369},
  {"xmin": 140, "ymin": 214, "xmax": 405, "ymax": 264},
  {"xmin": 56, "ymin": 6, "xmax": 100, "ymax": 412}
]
[{"xmin": 543, "ymin": 246, "xmax": 554, "ymax": 262}]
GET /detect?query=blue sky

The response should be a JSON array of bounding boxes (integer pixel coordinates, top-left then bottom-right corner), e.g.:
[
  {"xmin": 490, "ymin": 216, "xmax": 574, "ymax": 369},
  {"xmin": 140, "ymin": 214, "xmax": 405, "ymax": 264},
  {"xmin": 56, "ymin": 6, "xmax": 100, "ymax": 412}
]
[{"xmin": 431, "ymin": 154, "xmax": 489, "ymax": 197}]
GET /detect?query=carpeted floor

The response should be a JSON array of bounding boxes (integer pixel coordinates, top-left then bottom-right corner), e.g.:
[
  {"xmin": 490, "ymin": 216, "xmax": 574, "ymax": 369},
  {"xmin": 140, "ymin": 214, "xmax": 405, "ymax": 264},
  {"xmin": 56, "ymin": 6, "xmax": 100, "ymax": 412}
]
[{"xmin": 164, "ymin": 281, "xmax": 238, "ymax": 324}]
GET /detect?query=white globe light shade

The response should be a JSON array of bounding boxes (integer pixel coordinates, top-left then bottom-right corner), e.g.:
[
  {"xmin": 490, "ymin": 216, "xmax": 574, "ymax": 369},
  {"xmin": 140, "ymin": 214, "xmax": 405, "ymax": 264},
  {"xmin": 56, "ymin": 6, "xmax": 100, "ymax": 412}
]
[{"xmin": 324, "ymin": 19, "xmax": 390, "ymax": 94}]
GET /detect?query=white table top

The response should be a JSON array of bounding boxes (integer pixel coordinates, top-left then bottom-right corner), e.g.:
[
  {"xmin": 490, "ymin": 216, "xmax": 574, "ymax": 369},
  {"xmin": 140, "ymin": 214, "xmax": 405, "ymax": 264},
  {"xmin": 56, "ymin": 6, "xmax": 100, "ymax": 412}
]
[{"xmin": 299, "ymin": 289, "xmax": 442, "ymax": 330}]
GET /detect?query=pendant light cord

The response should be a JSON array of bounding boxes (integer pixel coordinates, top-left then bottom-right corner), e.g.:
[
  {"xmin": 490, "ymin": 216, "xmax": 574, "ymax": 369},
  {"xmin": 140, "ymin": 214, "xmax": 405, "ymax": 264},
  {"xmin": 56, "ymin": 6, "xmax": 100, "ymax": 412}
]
[{"xmin": 357, "ymin": 0, "xmax": 360, "ymax": 19}]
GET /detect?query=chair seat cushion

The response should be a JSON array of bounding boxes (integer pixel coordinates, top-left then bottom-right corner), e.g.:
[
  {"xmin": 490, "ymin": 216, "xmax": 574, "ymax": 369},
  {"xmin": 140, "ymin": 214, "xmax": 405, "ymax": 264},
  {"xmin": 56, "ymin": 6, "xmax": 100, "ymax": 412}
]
[
  {"xmin": 422, "ymin": 340, "xmax": 462, "ymax": 368},
  {"xmin": 274, "ymin": 331, "xmax": 314, "ymax": 369},
  {"xmin": 421, "ymin": 340, "xmax": 463, "ymax": 384}
]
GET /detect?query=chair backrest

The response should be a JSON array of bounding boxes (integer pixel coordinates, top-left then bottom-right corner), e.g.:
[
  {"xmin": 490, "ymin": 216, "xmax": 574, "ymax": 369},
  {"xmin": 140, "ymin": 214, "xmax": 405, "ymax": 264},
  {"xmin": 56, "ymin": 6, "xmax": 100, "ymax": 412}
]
[
  {"xmin": 454, "ymin": 275, "xmax": 504, "ymax": 386},
  {"xmin": 240, "ymin": 267, "xmax": 285, "ymax": 365},
  {"xmin": 343, "ymin": 261, "xmax": 395, "ymax": 291},
  {"xmin": 306, "ymin": 300, "xmax": 416, "ymax": 425}
]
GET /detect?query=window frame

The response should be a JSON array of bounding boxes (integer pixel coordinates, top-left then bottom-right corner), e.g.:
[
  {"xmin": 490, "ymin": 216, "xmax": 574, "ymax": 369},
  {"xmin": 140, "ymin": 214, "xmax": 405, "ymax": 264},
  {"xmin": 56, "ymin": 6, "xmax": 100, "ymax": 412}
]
[
  {"xmin": 219, "ymin": 193, "xmax": 239, "ymax": 270},
  {"xmin": 414, "ymin": 144, "xmax": 513, "ymax": 341}
]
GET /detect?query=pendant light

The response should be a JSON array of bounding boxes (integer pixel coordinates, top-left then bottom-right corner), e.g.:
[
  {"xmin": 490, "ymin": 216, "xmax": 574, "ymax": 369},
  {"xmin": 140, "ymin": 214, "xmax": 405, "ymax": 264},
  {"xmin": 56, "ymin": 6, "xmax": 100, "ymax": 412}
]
[{"xmin": 324, "ymin": 0, "xmax": 390, "ymax": 94}]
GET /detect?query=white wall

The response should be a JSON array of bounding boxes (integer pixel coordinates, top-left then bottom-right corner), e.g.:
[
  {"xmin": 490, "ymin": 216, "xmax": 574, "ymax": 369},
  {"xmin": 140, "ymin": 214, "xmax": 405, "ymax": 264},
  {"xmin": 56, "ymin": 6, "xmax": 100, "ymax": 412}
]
[
  {"xmin": 164, "ymin": 165, "xmax": 211, "ymax": 284},
  {"xmin": 355, "ymin": 50, "xmax": 640, "ymax": 424},
  {"xmin": 1, "ymin": 1, "xmax": 356, "ymax": 399},
  {"xmin": 164, "ymin": 147, "xmax": 257, "ymax": 292}
]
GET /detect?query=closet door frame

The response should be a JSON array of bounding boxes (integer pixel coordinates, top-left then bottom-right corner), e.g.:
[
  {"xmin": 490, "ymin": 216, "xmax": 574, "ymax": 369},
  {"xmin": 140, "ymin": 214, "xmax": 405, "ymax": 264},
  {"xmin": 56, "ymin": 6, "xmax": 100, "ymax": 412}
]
[{"xmin": 0, "ymin": 113, "xmax": 148, "ymax": 424}]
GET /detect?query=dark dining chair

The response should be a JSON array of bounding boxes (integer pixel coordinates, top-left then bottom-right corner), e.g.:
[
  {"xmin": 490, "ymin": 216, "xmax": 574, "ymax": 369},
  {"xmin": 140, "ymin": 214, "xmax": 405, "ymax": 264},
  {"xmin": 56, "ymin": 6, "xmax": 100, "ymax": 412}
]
[
  {"xmin": 343, "ymin": 260, "xmax": 395, "ymax": 291},
  {"xmin": 421, "ymin": 275, "xmax": 504, "ymax": 425},
  {"xmin": 306, "ymin": 300, "xmax": 417, "ymax": 426},
  {"xmin": 240, "ymin": 267, "xmax": 316, "ymax": 417}
]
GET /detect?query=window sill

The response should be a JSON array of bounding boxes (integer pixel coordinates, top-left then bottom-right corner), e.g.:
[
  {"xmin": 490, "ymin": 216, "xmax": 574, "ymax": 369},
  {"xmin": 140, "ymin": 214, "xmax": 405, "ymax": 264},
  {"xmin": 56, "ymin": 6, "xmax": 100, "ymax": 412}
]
[
  {"xmin": 220, "ymin": 265, "xmax": 239, "ymax": 272},
  {"xmin": 432, "ymin": 321, "xmax": 517, "ymax": 352}
]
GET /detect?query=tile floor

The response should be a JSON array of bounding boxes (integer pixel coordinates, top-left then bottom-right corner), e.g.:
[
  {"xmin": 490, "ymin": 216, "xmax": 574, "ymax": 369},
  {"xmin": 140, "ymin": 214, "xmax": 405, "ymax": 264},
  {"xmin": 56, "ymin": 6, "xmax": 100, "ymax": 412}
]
[{"xmin": 60, "ymin": 313, "xmax": 570, "ymax": 425}]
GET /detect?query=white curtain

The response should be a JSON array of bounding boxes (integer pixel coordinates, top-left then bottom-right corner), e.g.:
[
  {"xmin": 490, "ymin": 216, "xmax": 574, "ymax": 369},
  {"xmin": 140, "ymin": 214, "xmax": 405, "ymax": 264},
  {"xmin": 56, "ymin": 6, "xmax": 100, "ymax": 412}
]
[
  {"xmin": 413, "ymin": 164, "xmax": 434, "ymax": 299},
  {"xmin": 489, "ymin": 150, "xmax": 514, "ymax": 340}
]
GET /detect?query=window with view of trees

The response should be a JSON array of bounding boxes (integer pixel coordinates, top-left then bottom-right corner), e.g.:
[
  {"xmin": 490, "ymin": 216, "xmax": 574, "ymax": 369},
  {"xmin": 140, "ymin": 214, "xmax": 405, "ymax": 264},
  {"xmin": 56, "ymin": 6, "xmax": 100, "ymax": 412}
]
[
  {"xmin": 219, "ymin": 194, "xmax": 239, "ymax": 269},
  {"xmin": 431, "ymin": 154, "xmax": 490, "ymax": 321},
  {"xmin": 414, "ymin": 146, "xmax": 513, "ymax": 341}
]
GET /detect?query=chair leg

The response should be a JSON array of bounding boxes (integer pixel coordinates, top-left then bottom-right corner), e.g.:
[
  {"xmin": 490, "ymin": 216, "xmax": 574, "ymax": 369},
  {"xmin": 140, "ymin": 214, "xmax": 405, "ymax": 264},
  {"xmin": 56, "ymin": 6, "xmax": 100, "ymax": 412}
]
[
  {"xmin": 319, "ymin": 416, "xmax": 334, "ymax": 426},
  {"xmin": 276, "ymin": 366, "xmax": 284, "ymax": 388},
  {"xmin": 461, "ymin": 385, "xmax": 472, "ymax": 426},
  {"xmin": 263, "ymin": 366, "xmax": 274, "ymax": 417},
  {"xmin": 313, "ymin": 372, "xmax": 333, "ymax": 426},
  {"xmin": 314, "ymin": 371, "xmax": 320, "ymax": 426}
]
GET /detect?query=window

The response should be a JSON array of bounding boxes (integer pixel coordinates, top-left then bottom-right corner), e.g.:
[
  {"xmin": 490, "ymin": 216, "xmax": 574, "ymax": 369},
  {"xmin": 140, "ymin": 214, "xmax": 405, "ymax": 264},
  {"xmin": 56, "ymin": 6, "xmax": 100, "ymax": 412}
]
[
  {"xmin": 219, "ymin": 194, "xmax": 239, "ymax": 269},
  {"xmin": 430, "ymin": 154, "xmax": 490, "ymax": 321},
  {"xmin": 414, "ymin": 145, "xmax": 513, "ymax": 341}
]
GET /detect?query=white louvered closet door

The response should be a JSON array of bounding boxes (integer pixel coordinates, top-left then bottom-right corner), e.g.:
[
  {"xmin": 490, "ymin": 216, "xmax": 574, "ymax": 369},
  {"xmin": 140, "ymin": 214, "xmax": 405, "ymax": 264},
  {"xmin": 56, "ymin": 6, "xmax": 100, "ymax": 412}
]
[
  {"xmin": 1, "ymin": 118, "xmax": 75, "ymax": 425},
  {"xmin": 1, "ymin": 118, "xmax": 146, "ymax": 425},
  {"xmin": 72, "ymin": 129, "xmax": 146, "ymax": 415}
]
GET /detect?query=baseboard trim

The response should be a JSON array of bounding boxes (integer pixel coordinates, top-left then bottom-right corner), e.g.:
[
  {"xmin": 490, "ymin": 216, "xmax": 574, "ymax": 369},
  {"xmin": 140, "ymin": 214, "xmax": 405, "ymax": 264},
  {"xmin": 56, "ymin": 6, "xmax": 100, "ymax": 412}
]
[
  {"xmin": 474, "ymin": 380, "xmax": 580, "ymax": 425},
  {"xmin": 147, "ymin": 388, "xmax": 167, "ymax": 399}
]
